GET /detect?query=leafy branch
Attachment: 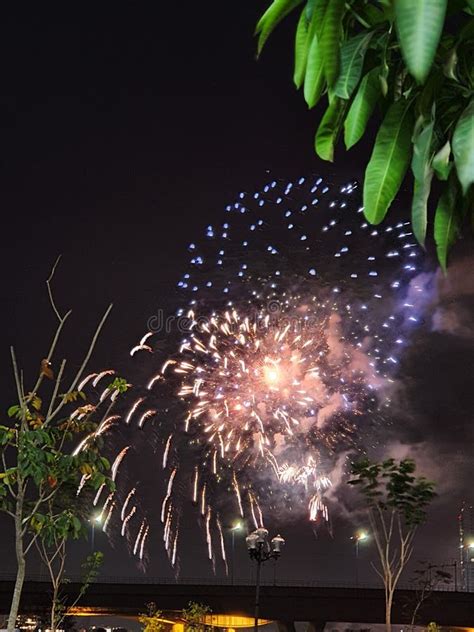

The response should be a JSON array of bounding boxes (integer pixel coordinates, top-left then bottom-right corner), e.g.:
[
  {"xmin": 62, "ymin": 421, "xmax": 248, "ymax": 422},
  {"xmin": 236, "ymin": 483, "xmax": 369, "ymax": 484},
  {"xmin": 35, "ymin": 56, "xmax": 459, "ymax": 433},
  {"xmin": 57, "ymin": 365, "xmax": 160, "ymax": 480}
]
[{"xmin": 256, "ymin": 0, "xmax": 474, "ymax": 269}]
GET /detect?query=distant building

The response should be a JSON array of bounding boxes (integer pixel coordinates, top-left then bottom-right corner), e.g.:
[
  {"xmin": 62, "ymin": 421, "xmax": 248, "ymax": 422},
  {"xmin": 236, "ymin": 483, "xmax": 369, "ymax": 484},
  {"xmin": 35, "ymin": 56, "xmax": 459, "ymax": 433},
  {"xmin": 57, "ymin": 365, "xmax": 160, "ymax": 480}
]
[{"xmin": 458, "ymin": 501, "xmax": 474, "ymax": 591}]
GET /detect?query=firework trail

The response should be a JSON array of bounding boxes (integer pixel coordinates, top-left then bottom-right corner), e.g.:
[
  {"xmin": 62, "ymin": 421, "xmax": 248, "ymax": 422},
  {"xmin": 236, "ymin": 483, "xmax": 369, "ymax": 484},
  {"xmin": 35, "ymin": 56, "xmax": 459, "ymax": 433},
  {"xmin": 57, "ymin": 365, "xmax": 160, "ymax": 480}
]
[{"xmin": 74, "ymin": 174, "xmax": 429, "ymax": 570}]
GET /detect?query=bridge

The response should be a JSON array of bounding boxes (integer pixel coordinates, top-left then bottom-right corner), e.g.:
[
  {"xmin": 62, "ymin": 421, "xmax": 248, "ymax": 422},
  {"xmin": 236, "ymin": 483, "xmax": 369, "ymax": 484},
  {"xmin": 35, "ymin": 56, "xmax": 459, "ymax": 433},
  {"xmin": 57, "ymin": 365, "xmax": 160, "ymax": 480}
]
[{"xmin": 1, "ymin": 577, "xmax": 473, "ymax": 629}]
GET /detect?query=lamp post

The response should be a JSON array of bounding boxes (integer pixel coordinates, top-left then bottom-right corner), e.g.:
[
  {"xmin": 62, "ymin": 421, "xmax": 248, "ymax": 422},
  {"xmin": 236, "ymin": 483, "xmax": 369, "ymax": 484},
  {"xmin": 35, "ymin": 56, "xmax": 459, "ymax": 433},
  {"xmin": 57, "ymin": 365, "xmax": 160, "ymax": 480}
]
[
  {"xmin": 246, "ymin": 528, "xmax": 285, "ymax": 632},
  {"xmin": 230, "ymin": 521, "xmax": 243, "ymax": 585},
  {"xmin": 466, "ymin": 542, "xmax": 474, "ymax": 592},
  {"xmin": 89, "ymin": 514, "xmax": 102, "ymax": 552},
  {"xmin": 351, "ymin": 530, "xmax": 368, "ymax": 588}
]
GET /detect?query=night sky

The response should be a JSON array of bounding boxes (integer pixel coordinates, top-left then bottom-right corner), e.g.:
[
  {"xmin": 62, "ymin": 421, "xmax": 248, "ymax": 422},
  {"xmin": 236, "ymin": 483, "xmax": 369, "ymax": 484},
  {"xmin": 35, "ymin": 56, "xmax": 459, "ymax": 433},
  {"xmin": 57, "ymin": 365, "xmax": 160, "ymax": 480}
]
[{"xmin": 1, "ymin": 4, "xmax": 473, "ymax": 583}]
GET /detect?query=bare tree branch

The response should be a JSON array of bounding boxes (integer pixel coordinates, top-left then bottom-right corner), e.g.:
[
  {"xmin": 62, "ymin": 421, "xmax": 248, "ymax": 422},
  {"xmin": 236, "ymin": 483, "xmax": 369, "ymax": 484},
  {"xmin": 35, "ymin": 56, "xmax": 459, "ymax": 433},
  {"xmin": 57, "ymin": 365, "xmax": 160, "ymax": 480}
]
[
  {"xmin": 10, "ymin": 348, "xmax": 24, "ymax": 414},
  {"xmin": 45, "ymin": 359, "xmax": 67, "ymax": 422},
  {"xmin": 46, "ymin": 256, "xmax": 64, "ymax": 323},
  {"xmin": 49, "ymin": 304, "xmax": 113, "ymax": 423}
]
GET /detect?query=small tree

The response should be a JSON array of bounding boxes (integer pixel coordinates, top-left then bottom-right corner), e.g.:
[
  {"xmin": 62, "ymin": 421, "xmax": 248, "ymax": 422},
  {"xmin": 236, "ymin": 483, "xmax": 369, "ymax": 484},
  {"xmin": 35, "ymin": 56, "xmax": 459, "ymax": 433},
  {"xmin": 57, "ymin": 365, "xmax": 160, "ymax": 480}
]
[
  {"xmin": 35, "ymin": 486, "xmax": 105, "ymax": 632},
  {"xmin": 0, "ymin": 258, "xmax": 125, "ymax": 632},
  {"xmin": 182, "ymin": 602, "xmax": 212, "ymax": 632},
  {"xmin": 407, "ymin": 562, "xmax": 451, "ymax": 631},
  {"xmin": 349, "ymin": 458, "xmax": 436, "ymax": 632},
  {"xmin": 139, "ymin": 602, "xmax": 164, "ymax": 632}
]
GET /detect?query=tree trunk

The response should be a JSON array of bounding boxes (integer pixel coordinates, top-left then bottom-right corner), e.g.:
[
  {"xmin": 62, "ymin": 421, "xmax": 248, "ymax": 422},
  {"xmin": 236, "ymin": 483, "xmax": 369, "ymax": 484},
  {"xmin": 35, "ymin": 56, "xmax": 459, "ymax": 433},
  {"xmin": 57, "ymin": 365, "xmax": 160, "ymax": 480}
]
[
  {"xmin": 385, "ymin": 589, "xmax": 393, "ymax": 632},
  {"xmin": 51, "ymin": 583, "xmax": 58, "ymax": 632},
  {"xmin": 50, "ymin": 573, "xmax": 62, "ymax": 632},
  {"xmin": 8, "ymin": 512, "xmax": 26, "ymax": 632}
]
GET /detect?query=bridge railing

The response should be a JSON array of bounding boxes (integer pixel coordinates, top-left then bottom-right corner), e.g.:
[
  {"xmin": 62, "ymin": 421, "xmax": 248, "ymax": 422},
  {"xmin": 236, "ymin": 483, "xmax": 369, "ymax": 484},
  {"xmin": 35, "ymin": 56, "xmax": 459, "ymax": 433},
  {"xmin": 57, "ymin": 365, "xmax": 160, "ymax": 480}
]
[{"xmin": 0, "ymin": 572, "xmax": 462, "ymax": 592}]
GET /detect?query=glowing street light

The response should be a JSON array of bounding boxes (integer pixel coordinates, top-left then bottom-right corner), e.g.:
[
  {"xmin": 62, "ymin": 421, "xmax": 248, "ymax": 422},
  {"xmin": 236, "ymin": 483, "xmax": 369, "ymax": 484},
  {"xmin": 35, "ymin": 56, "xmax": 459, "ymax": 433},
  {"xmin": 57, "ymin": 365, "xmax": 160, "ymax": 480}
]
[
  {"xmin": 351, "ymin": 530, "xmax": 369, "ymax": 587},
  {"xmin": 230, "ymin": 520, "xmax": 244, "ymax": 585},
  {"xmin": 246, "ymin": 528, "xmax": 285, "ymax": 632},
  {"xmin": 89, "ymin": 514, "xmax": 102, "ymax": 551}
]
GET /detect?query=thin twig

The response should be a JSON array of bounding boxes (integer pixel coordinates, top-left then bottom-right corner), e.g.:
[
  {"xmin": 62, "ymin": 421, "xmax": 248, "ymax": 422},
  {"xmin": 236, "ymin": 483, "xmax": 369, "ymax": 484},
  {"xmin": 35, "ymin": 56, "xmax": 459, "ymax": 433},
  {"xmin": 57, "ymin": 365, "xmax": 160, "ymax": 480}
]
[
  {"xmin": 10, "ymin": 348, "xmax": 24, "ymax": 413},
  {"xmin": 45, "ymin": 359, "xmax": 67, "ymax": 423},
  {"xmin": 369, "ymin": 509, "xmax": 386, "ymax": 569},
  {"xmin": 27, "ymin": 258, "xmax": 72, "ymax": 400},
  {"xmin": 28, "ymin": 310, "xmax": 72, "ymax": 401},
  {"xmin": 23, "ymin": 531, "xmax": 40, "ymax": 556},
  {"xmin": 1, "ymin": 452, "xmax": 17, "ymax": 501},
  {"xmin": 370, "ymin": 560, "xmax": 385, "ymax": 582},
  {"xmin": 47, "ymin": 256, "xmax": 64, "ymax": 323},
  {"xmin": 49, "ymin": 304, "xmax": 113, "ymax": 423},
  {"xmin": 22, "ymin": 487, "xmax": 60, "ymax": 533}
]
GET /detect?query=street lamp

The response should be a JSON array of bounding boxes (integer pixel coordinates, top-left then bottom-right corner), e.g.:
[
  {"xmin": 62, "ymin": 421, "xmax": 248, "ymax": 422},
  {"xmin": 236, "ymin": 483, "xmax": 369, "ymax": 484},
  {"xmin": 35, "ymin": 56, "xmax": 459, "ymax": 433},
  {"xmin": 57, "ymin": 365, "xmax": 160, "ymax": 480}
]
[
  {"xmin": 230, "ymin": 521, "xmax": 244, "ymax": 585},
  {"xmin": 89, "ymin": 514, "xmax": 102, "ymax": 552},
  {"xmin": 351, "ymin": 530, "xmax": 369, "ymax": 588},
  {"xmin": 466, "ymin": 542, "xmax": 474, "ymax": 591},
  {"xmin": 246, "ymin": 528, "xmax": 285, "ymax": 632}
]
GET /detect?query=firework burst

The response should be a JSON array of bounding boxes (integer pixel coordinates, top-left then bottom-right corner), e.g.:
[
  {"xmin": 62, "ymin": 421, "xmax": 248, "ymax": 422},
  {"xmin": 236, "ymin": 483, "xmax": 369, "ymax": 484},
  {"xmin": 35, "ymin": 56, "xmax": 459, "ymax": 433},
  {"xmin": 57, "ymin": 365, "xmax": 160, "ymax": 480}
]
[{"xmin": 76, "ymin": 174, "xmax": 429, "ymax": 570}]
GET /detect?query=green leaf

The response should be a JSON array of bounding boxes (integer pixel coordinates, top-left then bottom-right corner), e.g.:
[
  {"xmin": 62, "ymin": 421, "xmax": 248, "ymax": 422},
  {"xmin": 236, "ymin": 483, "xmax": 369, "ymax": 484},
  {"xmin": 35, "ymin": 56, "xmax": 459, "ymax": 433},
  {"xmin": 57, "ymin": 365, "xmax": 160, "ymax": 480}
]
[
  {"xmin": 7, "ymin": 405, "xmax": 20, "ymax": 418},
  {"xmin": 334, "ymin": 32, "xmax": 373, "ymax": 100},
  {"xmin": 416, "ymin": 70, "xmax": 444, "ymax": 119},
  {"xmin": 311, "ymin": 0, "xmax": 329, "ymax": 37},
  {"xmin": 434, "ymin": 177, "xmax": 460, "ymax": 271},
  {"xmin": 315, "ymin": 97, "xmax": 347, "ymax": 161},
  {"xmin": 394, "ymin": 0, "xmax": 448, "ymax": 82},
  {"xmin": 412, "ymin": 119, "xmax": 434, "ymax": 182},
  {"xmin": 256, "ymin": 0, "xmax": 304, "ymax": 56},
  {"xmin": 452, "ymin": 99, "xmax": 474, "ymax": 195},
  {"xmin": 294, "ymin": 9, "xmax": 310, "ymax": 88},
  {"xmin": 432, "ymin": 140, "xmax": 451, "ymax": 181},
  {"xmin": 304, "ymin": 34, "xmax": 325, "ymax": 108},
  {"xmin": 344, "ymin": 67, "xmax": 381, "ymax": 149},
  {"xmin": 31, "ymin": 396, "xmax": 42, "ymax": 412},
  {"xmin": 443, "ymin": 48, "xmax": 458, "ymax": 81},
  {"xmin": 363, "ymin": 99, "xmax": 414, "ymax": 224},
  {"xmin": 72, "ymin": 515, "xmax": 82, "ymax": 532},
  {"xmin": 411, "ymin": 171, "xmax": 433, "ymax": 247},
  {"xmin": 319, "ymin": 0, "xmax": 345, "ymax": 86},
  {"xmin": 360, "ymin": 4, "xmax": 391, "ymax": 26}
]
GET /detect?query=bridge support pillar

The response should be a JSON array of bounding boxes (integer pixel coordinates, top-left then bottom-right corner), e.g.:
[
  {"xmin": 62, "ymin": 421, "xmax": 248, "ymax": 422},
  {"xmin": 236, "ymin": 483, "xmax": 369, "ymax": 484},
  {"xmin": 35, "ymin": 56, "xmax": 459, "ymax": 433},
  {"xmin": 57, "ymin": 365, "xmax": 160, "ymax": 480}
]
[{"xmin": 277, "ymin": 620, "xmax": 296, "ymax": 632}]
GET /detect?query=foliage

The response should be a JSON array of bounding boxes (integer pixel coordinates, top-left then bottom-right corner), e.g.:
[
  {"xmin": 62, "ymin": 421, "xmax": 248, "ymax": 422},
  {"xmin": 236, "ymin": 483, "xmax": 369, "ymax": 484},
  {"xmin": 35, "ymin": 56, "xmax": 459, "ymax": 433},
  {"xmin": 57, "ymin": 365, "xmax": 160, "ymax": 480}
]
[
  {"xmin": 405, "ymin": 561, "xmax": 452, "ymax": 630},
  {"xmin": 349, "ymin": 458, "xmax": 436, "ymax": 631},
  {"xmin": 139, "ymin": 602, "xmax": 164, "ymax": 632},
  {"xmin": 256, "ymin": 0, "xmax": 474, "ymax": 269},
  {"xmin": 0, "ymin": 377, "xmax": 128, "ymax": 534},
  {"xmin": 1, "ymin": 256, "xmax": 129, "ymax": 632},
  {"xmin": 182, "ymin": 601, "xmax": 212, "ymax": 632},
  {"xmin": 36, "ymin": 481, "xmax": 105, "ymax": 632},
  {"xmin": 45, "ymin": 551, "xmax": 103, "ymax": 632},
  {"xmin": 349, "ymin": 457, "xmax": 436, "ymax": 525}
]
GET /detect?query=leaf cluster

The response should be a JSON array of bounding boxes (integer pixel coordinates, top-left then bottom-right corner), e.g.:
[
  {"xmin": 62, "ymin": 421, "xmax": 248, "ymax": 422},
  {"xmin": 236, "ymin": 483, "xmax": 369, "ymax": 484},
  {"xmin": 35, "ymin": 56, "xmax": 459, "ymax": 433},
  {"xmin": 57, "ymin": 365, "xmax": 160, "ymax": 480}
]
[
  {"xmin": 0, "ymin": 386, "xmax": 116, "ymax": 528},
  {"xmin": 182, "ymin": 601, "xmax": 212, "ymax": 632},
  {"xmin": 349, "ymin": 457, "xmax": 436, "ymax": 526},
  {"xmin": 256, "ymin": 0, "xmax": 474, "ymax": 268},
  {"xmin": 139, "ymin": 603, "xmax": 164, "ymax": 632},
  {"xmin": 107, "ymin": 377, "xmax": 130, "ymax": 394}
]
